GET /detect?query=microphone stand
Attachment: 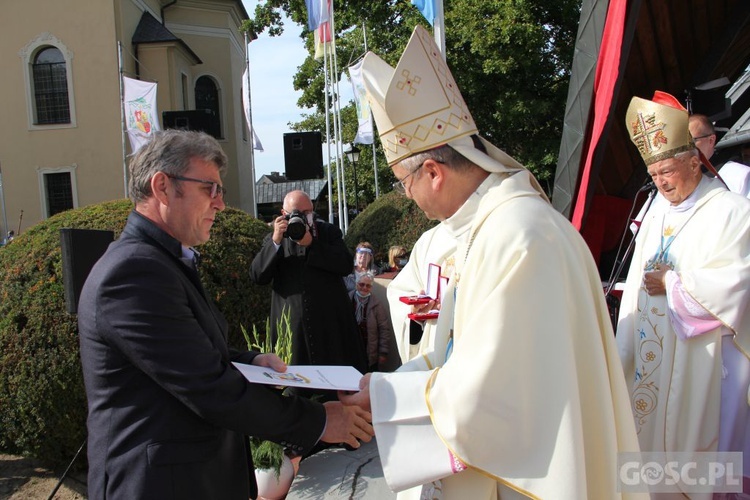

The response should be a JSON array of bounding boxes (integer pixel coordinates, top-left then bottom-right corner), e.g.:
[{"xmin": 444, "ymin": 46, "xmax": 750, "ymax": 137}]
[{"xmin": 603, "ymin": 183, "xmax": 657, "ymax": 330}]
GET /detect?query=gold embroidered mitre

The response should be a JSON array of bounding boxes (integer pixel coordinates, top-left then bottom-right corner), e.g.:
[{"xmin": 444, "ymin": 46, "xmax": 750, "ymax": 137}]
[
  {"xmin": 361, "ymin": 25, "xmax": 478, "ymax": 166},
  {"xmin": 626, "ymin": 91, "xmax": 696, "ymax": 166}
]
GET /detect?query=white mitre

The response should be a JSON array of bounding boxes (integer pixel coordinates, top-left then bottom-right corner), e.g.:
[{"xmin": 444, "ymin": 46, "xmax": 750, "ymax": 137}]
[{"xmin": 361, "ymin": 25, "xmax": 546, "ymax": 198}]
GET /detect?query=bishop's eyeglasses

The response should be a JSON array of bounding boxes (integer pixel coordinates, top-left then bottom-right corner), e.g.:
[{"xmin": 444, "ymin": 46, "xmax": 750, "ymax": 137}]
[{"xmin": 392, "ymin": 162, "xmax": 425, "ymax": 194}]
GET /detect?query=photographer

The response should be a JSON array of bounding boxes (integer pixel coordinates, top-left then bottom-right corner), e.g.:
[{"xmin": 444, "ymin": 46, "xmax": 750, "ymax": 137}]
[{"xmin": 250, "ymin": 190, "xmax": 368, "ymax": 394}]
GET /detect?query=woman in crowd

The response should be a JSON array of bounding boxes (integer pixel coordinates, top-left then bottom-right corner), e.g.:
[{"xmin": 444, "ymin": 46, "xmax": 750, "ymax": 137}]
[
  {"xmin": 378, "ymin": 245, "xmax": 408, "ymax": 279},
  {"xmin": 349, "ymin": 272, "xmax": 391, "ymax": 372},
  {"xmin": 344, "ymin": 241, "xmax": 379, "ymax": 292}
]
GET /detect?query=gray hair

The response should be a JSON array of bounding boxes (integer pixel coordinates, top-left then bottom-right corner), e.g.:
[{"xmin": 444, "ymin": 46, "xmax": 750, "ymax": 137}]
[
  {"xmin": 399, "ymin": 143, "xmax": 476, "ymax": 174},
  {"xmin": 128, "ymin": 129, "xmax": 228, "ymax": 203},
  {"xmin": 674, "ymin": 148, "xmax": 699, "ymax": 162},
  {"xmin": 357, "ymin": 271, "xmax": 376, "ymax": 283}
]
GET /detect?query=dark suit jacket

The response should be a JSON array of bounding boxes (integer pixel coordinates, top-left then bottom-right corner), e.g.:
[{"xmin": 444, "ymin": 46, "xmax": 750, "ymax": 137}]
[
  {"xmin": 250, "ymin": 219, "xmax": 367, "ymax": 374},
  {"xmin": 78, "ymin": 211, "xmax": 325, "ymax": 500}
]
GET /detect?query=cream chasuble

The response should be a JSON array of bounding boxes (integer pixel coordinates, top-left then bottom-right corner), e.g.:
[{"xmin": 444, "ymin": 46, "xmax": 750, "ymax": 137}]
[
  {"xmin": 617, "ymin": 177, "xmax": 750, "ymax": 494},
  {"xmin": 373, "ymin": 171, "xmax": 645, "ymax": 499}
]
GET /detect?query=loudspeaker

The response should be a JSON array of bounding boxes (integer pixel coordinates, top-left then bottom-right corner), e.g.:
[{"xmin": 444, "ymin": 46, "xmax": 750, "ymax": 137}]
[
  {"xmin": 162, "ymin": 110, "xmax": 220, "ymax": 139},
  {"xmin": 60, "ymin": 228, "xmax": 114, "ymax": 314},
  {"xmin": 283, "ymin": 132, "xmax": 324, "ymax": 180}
]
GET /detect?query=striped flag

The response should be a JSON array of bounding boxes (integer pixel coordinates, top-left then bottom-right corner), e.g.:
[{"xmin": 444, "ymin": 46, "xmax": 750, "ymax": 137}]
[
  {"xmin": 314, "ymin": 21, "xmax": 332, "ymax": 60},
  {"xmin": 305, "ymin": 0, "xmax": 330, "ymax": 31}
]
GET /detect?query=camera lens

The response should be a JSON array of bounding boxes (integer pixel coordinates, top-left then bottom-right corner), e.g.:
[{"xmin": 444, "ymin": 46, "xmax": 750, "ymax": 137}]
[{"xmin": 284, "ymin": 213, "xmax": 307, "ymax": 241}]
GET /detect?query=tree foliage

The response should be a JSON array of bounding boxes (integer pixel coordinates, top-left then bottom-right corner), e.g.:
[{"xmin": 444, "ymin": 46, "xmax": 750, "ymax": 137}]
[
  {"xmin": 242, "ymin": 0, "xmax": 581, "ymax": 200},
  {"xmin": 343, "ymin": 191, "xmax": 438, "ymax": 265}
]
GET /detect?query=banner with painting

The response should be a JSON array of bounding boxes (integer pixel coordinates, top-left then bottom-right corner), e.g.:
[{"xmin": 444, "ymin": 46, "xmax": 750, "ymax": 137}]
[{"xmin": 122, "ymin": 76, "xmax": 160, "ymax": 154}]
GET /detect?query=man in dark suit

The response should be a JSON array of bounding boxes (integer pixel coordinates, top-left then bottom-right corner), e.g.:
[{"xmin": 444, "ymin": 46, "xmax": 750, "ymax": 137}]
[
  {"xmin": 250, "ymin": 190, "xmax": 368, "ymax": 381},
  {"xmin": 78, "ymin": 130, "xmax": 373, "ymax": 500}
]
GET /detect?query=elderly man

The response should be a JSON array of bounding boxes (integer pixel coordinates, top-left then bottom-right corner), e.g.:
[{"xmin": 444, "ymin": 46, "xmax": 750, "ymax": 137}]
[
  {"xmin": 250, "ymin": 190, "xmax": 368, "ymax": 382},
  {"xmin": 617, "ymin": 93, "xmax": 750, "ymax": 493},
  {"xmin": 340, "ymin": 26, "xmax": 643, "ymax": 500},
  {"xmin": 78, "ymin": 130, "xmax": 372, "ymax": 500}
]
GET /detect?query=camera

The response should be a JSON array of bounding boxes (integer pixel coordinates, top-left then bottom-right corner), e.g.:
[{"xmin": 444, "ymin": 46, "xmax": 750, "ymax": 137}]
[{"xmin": 283, "ymin": 210, "xmax": 308, "ymax": 241}]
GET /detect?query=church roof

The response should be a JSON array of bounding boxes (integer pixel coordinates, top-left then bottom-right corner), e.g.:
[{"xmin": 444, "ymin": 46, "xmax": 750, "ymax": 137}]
[{"xmin": 132, "ymin": 11, "xmax": 202, "ymax": 64}]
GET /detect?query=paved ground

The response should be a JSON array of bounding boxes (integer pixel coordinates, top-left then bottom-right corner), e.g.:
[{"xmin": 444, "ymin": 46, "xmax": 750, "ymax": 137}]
[
  {"xmin": 0, "ymin": 453, "xmax": 86, "ymax": 500},
  {"xmin": 1, "ymin": 439, "xmax": 392, "ymax": 500},
  {"xmin": 286, "ymin": 438, "xmax": 394, "ymax": 500}
]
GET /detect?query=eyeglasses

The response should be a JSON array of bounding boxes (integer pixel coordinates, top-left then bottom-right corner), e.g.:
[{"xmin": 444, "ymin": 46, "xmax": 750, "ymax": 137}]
[
  {"xmin": 392, "ymin": 162, "xmax": 425, "ymax": 194},
  {"xmin": 167, "ymin": 174, "xmax": 227, "ymax": 199},
  {"xmin": 692, "ymin": 134, "xmax": 713, "ymax": 141},
  {"xmin": 357, "ymin": 283, "xmax": 372, "ymax": 289}
]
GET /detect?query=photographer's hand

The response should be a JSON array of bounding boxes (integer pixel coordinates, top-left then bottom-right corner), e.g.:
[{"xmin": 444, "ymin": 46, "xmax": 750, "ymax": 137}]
[{"xmin": 272, "ymin": 216, "xmax": 288, "ymax": 245}]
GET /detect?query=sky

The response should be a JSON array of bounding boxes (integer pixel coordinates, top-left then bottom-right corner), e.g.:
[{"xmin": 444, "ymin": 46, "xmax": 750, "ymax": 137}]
[
  {"xmin": 242, "ymin": 6, "xmax": 355, "ymax": 181},
  {"xmin": 243, "ymin": 11, "xmax": 306, "ymax": 180}
]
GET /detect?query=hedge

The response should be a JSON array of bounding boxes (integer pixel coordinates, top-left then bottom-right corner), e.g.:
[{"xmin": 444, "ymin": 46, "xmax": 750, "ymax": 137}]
[
  {"xmin": 0, "ymin": 200, "xmax": 272, "ymax": 468},
  {"xmin": 343, "ymin": 190, "xmax": 438, "ymax": 263}
]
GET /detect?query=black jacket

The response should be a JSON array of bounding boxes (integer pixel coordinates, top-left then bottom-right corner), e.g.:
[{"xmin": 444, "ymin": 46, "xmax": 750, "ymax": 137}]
[
  {"xmin": 79, "ymin": 211, "xmax": 325, "ymax": 500},
  {"xmin": 250, "ymin": 219, "xmax": 367, "ymax": 373}
]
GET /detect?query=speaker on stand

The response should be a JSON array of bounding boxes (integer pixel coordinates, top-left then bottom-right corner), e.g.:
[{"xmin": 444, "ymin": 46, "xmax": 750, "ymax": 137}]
[
  {"xmin": 283, "ymin": 132, "xmax": 324, "ymax": 180},
  {"xmin": 60, "ymin": 228, "xmax": 114, "ymax": 314},
  {"xmin": 162, "ymin": 110, "xmax": 220, "ymax": 139}
]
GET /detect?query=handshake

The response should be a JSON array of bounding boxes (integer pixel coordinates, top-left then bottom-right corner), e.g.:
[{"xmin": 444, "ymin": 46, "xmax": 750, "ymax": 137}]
[{"xmin": 321, "ymin": 374, "xmax": 374, "ymax": 449}]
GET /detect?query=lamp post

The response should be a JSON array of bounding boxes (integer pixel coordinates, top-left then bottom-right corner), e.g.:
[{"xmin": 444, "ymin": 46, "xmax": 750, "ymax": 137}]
[{"xmin": 344, "ymin": 144, "xmax": 361, "ymax": 213}]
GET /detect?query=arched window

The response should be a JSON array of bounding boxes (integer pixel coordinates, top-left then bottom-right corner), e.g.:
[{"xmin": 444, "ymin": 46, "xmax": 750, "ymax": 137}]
[
  {"xmin": 195, "ymin": 76, "xmax": 221, "ymax": 138},
  {"xmin": 32, "ymin": 46, "xmax": 70, "ymax": 125}
]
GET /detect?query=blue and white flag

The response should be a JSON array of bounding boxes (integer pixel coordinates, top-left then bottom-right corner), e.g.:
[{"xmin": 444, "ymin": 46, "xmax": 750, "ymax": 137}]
[{"xmin": 411, "ymin": 0, "xmax": 435, "ymax": 25}]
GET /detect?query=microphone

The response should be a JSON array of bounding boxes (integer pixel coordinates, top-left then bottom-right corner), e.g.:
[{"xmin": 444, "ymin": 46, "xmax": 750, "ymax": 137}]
[{"xmin": 638, "ymin": 181, "xmax": 656, "ymax": 193}]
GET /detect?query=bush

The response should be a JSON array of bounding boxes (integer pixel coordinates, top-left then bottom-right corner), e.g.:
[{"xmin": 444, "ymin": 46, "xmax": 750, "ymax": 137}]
[
  {"xmin": 344, "ymin": 191, "xmax": 438, "ymax": 262},
  {"xmin": 0, "ymin": 200, "xmax": 272, "ymax": 467}
]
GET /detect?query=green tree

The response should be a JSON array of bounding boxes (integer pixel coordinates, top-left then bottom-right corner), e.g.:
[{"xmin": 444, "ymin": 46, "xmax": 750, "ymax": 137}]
[{"xmin": 243, "ymin": 0, "xmax": 580, "ymax": 200}]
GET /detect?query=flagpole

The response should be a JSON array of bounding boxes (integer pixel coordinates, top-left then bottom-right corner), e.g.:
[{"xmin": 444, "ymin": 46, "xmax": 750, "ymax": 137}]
[
  {"xmin": 244, "ymin": 32, "xmax": 258, "ymax": 218},
  {"xmin": 330, "ymin": 42, "xmax": 347, "ymax": 232},
  {"xmin": 434, "ymin": 0, "xmax": 446, "ymax": 60},
  {"xmin": 323, "ymin": 7, "xmax": 345, "ymax": 232},
  {"xmin": 330, "ymin": 0, "xmax": 349, "ymax": 233},
  {"xmin": 117, "ymin": 41, "xmax": 129, "ymax": 198},
  {"xmin": 322, "ymin": 26, "xmax": 337, "ymax": 227},
  {"xmin": 362, "ymin": 23, "xmax": 380, "ymax": 198}
]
